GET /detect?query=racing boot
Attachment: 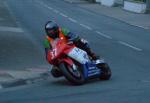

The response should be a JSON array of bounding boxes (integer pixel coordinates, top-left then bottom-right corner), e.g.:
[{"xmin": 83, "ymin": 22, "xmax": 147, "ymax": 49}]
[
  {"xmin": 51, "ymin": 66, "xmax": 63, "ymax": 78},
  {"xmin": 91, "ymin": 53, "xmax": 99, "ymax": 61},
  {"xmin": 86, "ymin": 48, "xmax": 99, "ymax": 61}
]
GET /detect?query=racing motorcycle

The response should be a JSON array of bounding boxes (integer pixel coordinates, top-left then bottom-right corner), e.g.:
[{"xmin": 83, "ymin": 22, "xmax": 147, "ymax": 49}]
[{"xmin": 48, "ymin": 38, "xmax": 111, "ymax": 85}]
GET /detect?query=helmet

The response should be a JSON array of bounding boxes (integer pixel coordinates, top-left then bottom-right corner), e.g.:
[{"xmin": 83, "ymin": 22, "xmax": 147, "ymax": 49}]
[{"xmin": 45, "ymin": 21, "xmax": 59, "ymax": 39}]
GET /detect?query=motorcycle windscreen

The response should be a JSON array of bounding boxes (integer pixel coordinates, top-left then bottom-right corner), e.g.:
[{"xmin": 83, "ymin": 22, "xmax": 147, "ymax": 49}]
[{"xmin": 67, "ymin": 47, "xmax": 90, "ymax": 64}]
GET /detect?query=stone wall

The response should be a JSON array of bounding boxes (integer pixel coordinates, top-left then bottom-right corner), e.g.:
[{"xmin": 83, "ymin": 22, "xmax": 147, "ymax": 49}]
[
  {"xmin": 115, "ymin": 0, "xmax": 150, "ymax": 10},
  {"xmin": 115, "ymin": 0, "xmax": 124, "ymax": 5}
]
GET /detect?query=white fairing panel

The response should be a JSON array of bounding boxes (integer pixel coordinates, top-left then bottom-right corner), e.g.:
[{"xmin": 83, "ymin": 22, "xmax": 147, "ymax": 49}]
[{"xmin": 68, "ymin": 47, "xmax": 90, "ymax": 64}]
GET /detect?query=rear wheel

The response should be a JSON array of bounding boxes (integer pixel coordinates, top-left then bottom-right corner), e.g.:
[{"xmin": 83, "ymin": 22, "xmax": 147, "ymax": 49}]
[
  {"xmin": 59, "ymin": 63, "xmax": 85, "ymax": 85},
  {"xmin": 97, "ymin": 63, "xmax": 111, "ymax": 80}
]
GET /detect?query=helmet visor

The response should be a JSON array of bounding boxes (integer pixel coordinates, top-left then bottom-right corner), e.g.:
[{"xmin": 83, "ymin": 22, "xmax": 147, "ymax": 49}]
[
  {"xmin": 47, "ymin": 29, "xmax": 55, "ymax": 35},
  {"xmin": 47, "ymin": 27, "xmax": 59, "ymax": 39}
]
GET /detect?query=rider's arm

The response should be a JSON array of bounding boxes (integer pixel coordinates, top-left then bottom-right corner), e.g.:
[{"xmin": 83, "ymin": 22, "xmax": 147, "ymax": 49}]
[
  {"xmin": 61, "ymin": 28, "xmax": 80, "ymax": 42},
  {"xmin": 61, "ymin": 28, "xmax": 89, "ymax": 47},
  {"xmin": 44, "ymin": 39, "xmax": 52, "ymax": 61},
  {"xmin": 44, "ymin": 39, "xmax": 51, "ymax": 49}
]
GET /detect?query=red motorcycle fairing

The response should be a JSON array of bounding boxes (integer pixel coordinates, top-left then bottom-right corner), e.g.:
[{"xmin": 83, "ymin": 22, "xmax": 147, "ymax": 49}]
[
  {"xmin": 62, "ymin": 57, "xmax": 74, "ymax": 67},
  {"xmin": 47, "ymin": 43, "xmax": 75, "ymax": 66},
  {"xmin": 61, "ymin": 44, "xmax": 76, "ymax": 66}
]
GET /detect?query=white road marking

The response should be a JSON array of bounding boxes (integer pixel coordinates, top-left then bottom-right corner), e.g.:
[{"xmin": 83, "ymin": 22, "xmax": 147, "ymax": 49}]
[
  {"xmin": 38, "ymin": 1, "xmax": 49, "ymax": 9},
  {"xmin": 130, "ymin": 23, "xmax": 149, "ymax": 30},
  {"xmin": 47, "ymin": 7, "xmax": 53, "ymax": 10},
  {"xmin": 118, "ymin": 41, "xmax": 142, "ymax": 51},
  {"xmin": 4, "ymin": 1, "xmax": 22, "ymax": 27},
  {"xmin": 80, "ymin": 24, "xmax": 92, "ymax": 30},
  {"xmin": 0, "ymin": 26, "xmax": 24, "ymax": 33},
  {"xmin": 37, "ymin": 1, "xmax": 56, "ymax": 12},
  {"xmin": 141, "ymin": 80, "xmax": 150, "ymax": 83},
  {"xmin": 96, "ymin": 31, "xmax": 112, "ymax": 39},
  {"xmin": 60, "ymin": 13, "xmax": 68, "ymax": 18},
  {"xmin": 68, "ymin": 18, "xmax": 77, "ymax": 23},
  {"xmin": 53, "ymin": 10, "xmax": 59, "ymax": 13}
]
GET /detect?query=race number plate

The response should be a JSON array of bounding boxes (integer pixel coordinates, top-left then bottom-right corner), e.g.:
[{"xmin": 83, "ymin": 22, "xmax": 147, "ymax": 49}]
[{"xmin": 68, "ymin": 47, "xmax": 90, "ymax": 64}]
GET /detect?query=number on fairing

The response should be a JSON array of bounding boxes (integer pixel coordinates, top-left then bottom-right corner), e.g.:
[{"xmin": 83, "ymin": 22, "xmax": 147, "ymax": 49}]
[
  {"xmin": 68, "ymin": 47, "xmax": 89, "ymax": 64},
  {"xmin": 51, "ymin": 49, "xmax": 57, "ymax": 59}
]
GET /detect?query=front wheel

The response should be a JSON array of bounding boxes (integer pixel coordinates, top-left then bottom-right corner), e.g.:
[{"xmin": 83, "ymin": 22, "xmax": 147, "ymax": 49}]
[
  {"xmin": 59, "ymin": 63, "xmax": 85, "ymax": 85},
  {"xmin": 97, "ymin": 63, "xmax": 111, "ymax": 80}
]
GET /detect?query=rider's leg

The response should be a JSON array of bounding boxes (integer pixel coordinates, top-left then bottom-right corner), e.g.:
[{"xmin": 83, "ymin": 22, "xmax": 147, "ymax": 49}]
[{"xmin": 74, "ymin": 39, "xmax": 99, "ymax": 60}]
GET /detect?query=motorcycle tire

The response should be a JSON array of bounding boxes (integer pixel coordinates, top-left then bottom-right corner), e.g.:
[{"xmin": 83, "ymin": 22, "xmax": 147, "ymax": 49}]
[
  {"xmin": 51, "ymin": 68, "xmax": 63, "ymax": 78},
  {"xmin": 59, "ymin": 63, "xmax": 85, "ymax": 85},
  {"xmin": 97, "ymin": 63, "xmax": 111, "ymax": 80}
]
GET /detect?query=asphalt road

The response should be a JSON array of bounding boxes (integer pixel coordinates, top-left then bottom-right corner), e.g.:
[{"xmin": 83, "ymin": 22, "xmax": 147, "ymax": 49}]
[
  {"xmin": 0, "ymin": 0, "xmax": 150, "ymax": 103},
  {"xmin": 0, "ymin": 0, "xmax": 47, "ymax": 70}
]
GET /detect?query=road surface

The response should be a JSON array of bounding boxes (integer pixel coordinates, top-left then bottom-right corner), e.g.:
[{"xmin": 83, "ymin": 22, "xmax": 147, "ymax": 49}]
[{"xmin": 0, "ymin": 0, "xmax": 150, "ymax": 103}]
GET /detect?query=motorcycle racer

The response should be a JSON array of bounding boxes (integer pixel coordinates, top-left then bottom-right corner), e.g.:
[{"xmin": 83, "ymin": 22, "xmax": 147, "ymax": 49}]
[{"xmin": 44, "ymin": 21, "xmax": 98, "ymax": 77}]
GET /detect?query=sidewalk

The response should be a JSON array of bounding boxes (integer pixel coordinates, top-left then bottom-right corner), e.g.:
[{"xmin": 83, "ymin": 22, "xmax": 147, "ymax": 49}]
[
  {"xmin": 0, "ymin": 68, "xmax": 50, "ymax": 89},
  {"xmin": 64, "ymin": 0, "xmax": 150, "ymax": 30}
]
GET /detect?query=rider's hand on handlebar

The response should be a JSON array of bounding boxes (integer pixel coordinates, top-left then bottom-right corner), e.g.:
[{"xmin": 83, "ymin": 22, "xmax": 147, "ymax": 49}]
[{"xmin": 67, "ymin": 41, "xmax": 73, "ymax": 45}]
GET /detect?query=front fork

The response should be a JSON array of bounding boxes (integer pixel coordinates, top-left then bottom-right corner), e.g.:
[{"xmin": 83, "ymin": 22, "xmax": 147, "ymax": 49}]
[{"xmin": 62, "ymin": 58, "xmax": 101, "ymax": 79}]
